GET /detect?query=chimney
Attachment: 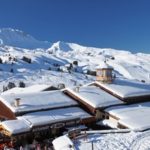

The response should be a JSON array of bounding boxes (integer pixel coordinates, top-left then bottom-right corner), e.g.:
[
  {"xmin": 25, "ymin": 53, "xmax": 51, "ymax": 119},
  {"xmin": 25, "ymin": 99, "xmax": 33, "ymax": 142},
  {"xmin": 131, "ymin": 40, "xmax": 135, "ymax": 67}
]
[
  {"xmin": 15, "ymin": 98, "xmax": 21, "ymax": 107},
  {"xmin": 75, "ymin": 86, "xmax": 80, "ymax": 92}
]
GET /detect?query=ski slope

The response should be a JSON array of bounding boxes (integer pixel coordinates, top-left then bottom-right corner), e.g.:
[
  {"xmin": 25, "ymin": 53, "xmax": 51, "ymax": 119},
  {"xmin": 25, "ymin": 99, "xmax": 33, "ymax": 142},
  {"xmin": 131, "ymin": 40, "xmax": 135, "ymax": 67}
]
[{"xmin": 0, "ymin": 28, "xmax": 149, "ymax": 92}]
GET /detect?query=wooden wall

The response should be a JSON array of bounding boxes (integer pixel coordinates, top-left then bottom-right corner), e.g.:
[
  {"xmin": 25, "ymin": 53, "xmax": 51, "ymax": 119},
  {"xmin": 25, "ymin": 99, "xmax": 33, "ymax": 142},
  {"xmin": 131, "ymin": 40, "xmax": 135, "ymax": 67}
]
[{"xmin": 0, "ymin": 101, "xmax": 16, "ymax": 120}]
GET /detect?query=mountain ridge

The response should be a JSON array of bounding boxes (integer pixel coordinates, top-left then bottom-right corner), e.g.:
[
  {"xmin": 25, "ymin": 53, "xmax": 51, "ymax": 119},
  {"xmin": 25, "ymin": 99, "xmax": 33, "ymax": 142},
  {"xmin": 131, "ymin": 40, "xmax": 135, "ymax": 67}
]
[
  {"xmin": 0, "ymin": 28, "xmax": 51, "ymax": 49},
  {"xmin": 0, "ymin": 28, "xmax": 149, "ymax": 92}
]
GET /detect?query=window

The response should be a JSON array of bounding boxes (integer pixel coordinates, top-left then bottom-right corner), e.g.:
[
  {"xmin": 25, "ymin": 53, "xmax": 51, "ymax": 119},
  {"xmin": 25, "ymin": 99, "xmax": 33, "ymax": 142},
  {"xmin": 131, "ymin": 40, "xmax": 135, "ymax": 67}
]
[
  {"xmin": 106, "ymin": 70, "xmax": 112, "ymax": 77},
  {"xmin": 106, "ymin": 115, "xmax": 109, "ymax": 119},
  {"xmin": 97, "ymin": 70, "xmax": 102, "ymax": 76}
]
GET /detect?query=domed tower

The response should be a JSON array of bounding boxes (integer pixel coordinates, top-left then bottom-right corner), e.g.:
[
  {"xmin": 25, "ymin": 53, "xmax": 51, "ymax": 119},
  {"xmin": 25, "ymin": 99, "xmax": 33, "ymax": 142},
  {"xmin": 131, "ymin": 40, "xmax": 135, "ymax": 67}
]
[{"xmin": 96, "ymin": 62, "xmax": 114, "ymax": 83}]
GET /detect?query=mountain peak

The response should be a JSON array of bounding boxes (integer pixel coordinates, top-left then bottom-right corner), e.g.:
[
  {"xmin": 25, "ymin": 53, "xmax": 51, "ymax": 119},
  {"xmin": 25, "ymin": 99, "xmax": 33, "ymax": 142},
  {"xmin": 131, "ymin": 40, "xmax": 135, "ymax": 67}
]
[
  {"xmin": 0, "ymin": 28, "xmax": 31, "ymax": 38},
  {"xmin": 48, "ymin": 41, "xmax": 73, "ymax": 52},
  {"xmin": 48, "ymin": 41, "xmax": 91, "ymax": 53},
  {"xmin": 0, "ymin": 28, "xmax": 51, "ymax": 49}
]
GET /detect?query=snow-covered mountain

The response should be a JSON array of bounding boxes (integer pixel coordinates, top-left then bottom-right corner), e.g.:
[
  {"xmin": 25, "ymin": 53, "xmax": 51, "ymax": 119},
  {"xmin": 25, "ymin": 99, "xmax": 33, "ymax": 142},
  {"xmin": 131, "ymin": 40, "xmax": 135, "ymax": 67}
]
[
  {"xmin": 48, "ymin": 41, "xmax": 150, "ymax": 82},
  {"xmin": 0, "ymin": 28, "xmax": 149, "ymax": 92},
  {"xmin": 0, "ymin": 28, "xmax": 51, "ymax": 49}
]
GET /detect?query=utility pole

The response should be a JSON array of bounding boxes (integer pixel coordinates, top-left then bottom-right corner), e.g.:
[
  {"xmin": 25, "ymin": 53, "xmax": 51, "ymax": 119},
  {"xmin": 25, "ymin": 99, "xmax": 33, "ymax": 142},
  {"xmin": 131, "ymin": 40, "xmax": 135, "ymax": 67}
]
[{"xmin": 91, "ymin": 141, "xmax": 94, "ymax": 150}]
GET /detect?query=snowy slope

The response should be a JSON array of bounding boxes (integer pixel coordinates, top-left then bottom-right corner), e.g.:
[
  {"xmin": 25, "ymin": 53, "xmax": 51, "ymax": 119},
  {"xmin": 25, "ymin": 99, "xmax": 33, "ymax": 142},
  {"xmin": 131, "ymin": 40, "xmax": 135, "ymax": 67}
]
[
  {"xmin": 74, "ymin": 130, "xmax": 150, "ymax": 150},
  {"xmin": 48, "ymin": 41, "xmax": 150, "ymax": 82},
  {"xmin": 0, "ymin": 28, "xmax": 51, "ymax": 49},
  {"xmin": 0, "ymin": 28, "xmax": 149, "ymax": 93}
]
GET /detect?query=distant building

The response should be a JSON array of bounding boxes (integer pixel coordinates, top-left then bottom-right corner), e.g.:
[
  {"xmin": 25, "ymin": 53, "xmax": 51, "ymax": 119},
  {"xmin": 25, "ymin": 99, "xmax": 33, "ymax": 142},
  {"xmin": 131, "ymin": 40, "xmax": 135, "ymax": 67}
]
[
  {"xmin": 96, "ymin": 62, "xmax": 114, "ymax": 83},
  {"xmin": 1, "ymin": 84, "xmax": 58, "ymax": 96}
]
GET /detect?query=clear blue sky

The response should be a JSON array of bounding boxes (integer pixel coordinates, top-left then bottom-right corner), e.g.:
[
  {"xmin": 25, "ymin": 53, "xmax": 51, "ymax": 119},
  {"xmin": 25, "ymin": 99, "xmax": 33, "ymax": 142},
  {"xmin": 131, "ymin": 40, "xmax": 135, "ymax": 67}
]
[{"xmin": 0, "ymin": 0, "xmax": 150, "ymax": 53}]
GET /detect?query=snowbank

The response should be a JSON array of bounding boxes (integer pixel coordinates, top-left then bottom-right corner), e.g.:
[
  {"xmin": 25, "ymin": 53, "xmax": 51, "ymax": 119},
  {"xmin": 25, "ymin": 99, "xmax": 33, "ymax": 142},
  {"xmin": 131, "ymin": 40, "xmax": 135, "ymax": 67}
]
[{"xmin": 52, "ymin": 135, "xmax": 74, "ymax": 150}]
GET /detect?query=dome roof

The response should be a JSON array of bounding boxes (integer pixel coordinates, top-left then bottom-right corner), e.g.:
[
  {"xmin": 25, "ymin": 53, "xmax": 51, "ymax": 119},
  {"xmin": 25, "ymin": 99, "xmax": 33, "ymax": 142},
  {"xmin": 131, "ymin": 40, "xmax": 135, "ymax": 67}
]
[{"xmin": 96, "ymin": 62, "xmax": 113, "ymax": 69}]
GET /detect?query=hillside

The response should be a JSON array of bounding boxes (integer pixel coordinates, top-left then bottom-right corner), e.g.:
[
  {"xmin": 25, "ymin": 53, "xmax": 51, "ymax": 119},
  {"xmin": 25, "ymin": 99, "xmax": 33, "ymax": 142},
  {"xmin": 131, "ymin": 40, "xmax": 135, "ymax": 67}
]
[
  {"xmin": 0, "ymin": 28, "xmax": 51, "ymax": 49},
  {"xmin": 0, "ymin": 28, "xmax": 149, "ymax": 92}
]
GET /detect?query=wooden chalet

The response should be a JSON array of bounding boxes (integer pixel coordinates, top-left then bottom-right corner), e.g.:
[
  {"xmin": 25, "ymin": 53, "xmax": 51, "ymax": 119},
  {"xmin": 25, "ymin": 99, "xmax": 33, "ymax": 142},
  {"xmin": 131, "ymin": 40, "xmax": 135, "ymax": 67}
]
[
  {"xmin": 0, "ymin": 89, "xmax": 95, "ymax": 146},
  {"xmin": 0, "ymin": 106, "xmax": 94, "ymax": 145},
  {"xmin": 0, "ymin": 90, "xmax": 78, "ymax": 120}
]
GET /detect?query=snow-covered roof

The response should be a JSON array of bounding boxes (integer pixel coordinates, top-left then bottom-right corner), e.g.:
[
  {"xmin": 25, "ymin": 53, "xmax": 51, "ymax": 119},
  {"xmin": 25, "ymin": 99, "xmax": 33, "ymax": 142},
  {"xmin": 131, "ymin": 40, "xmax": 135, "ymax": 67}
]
[
  {"xmin": 1, "ymin": 84, "xmax": 52, "ymax": 95},
  {"xmin": 18, "ymin": 107, "xmax": 91, "ymax": 127},
  {"xmin": 1, "ymin": 119, "xmax": 30, "ymax": 135},
  {"xmin": 0, "ymin": 90, "xmax": 78, "ymax": 113},
  {"xmin": 52, "ymin": 135, "xmax": 74, "ymax": 150},
  {"xmin": 66, "ymin": 86, "xmax": 123, "ymax": 109},
  {"xmin": 1, "ymin": 107, "xmax": 91, "ymax": 135},
  {"xmin": 105, "ymin": 102, "xmax": 150, "ymax": 131},
  {"xmin": 95, "ymin": 78, "xmax": 150, "ymax": 98},
  {"xmin": 98, "ymin": 119, "xmax": 118, "ymax": 129},
  {"xmin": 96, "ymin": 62, "xmax": 113, "ymax": 69}
]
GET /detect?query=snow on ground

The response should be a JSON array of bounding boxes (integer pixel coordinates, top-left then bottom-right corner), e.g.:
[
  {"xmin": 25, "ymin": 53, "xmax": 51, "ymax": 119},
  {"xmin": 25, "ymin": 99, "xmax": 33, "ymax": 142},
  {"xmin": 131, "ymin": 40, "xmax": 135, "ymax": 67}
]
[
  {"xmin": 53, "ymin": 135, "xmax": 74, "ymax": 150},
  {"xmin": 0, "ymin": 29, "xmax": 150, "ymax": 95},
  {"xmin": 0, "ymin": 45, "xmax": 94, "ymax": 92},
  {"xmin": 0, "ymin": 43, "xmax": 149, "ymax": 94},
  {"xmin": 74, "ymin": 130, "xmax": 150, "ymax": 150},
  {"xmin": 0, "ymin": 29, "xmax": 149, "ymax": 95},
  {"xmin": 0, "ymin": 28, "xmax": 150, "ymax": 149}
]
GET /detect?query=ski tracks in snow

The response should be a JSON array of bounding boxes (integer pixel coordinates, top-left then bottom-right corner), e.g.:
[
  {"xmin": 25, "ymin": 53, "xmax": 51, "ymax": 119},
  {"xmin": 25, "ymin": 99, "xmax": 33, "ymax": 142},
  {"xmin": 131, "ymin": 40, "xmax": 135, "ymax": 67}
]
[{"xmin": 130, "ymin": 130, "xmax": 150, "ymax": 150}]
